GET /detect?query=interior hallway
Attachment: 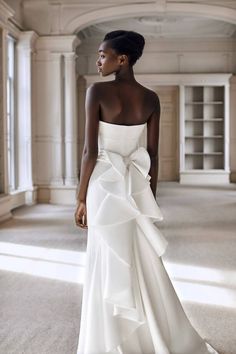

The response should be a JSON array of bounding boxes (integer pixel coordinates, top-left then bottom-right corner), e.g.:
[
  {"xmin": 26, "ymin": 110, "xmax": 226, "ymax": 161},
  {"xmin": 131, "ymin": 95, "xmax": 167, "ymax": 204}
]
[{"xmin": 0, "ymin": 182, "xmax": 235, "ymax": 354}]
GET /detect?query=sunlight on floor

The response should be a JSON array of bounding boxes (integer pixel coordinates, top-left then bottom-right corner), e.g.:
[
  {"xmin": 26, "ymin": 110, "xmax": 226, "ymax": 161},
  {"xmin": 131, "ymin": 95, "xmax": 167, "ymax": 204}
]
[
  {"xmin": 165, "ymin": 261, "xmax": 236, "ymax": 309},
  {"xmin": 0, "ymin": 241, "xmax": 236, "ymax": 309},
  {"xmin": 0, "ymin": 242, "xmax": 86, "ymax": 284}
]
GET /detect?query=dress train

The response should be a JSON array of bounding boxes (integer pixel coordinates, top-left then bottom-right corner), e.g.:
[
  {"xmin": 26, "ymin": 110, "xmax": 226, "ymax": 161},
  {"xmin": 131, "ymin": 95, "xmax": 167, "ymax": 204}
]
[{"xmin": 77, "ymin": 121, "xmax": 219, "ymax": 354}]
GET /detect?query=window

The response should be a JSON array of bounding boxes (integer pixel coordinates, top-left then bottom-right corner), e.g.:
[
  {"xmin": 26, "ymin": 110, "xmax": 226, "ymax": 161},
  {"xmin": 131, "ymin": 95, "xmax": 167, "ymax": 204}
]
[
  {"xmin": 0, "ymin": 29, "xmax": 4, "ymax": 194},
  {"xmin": 7, "ymin": 35, "xmax": 17, "ymax": 192}
]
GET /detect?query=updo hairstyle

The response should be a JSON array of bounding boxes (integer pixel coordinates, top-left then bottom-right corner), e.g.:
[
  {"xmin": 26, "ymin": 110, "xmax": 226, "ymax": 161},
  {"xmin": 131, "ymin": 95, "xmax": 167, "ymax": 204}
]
[{"xmin": 103, "ymin": 30, "xmax": 145, "ymax": 66}]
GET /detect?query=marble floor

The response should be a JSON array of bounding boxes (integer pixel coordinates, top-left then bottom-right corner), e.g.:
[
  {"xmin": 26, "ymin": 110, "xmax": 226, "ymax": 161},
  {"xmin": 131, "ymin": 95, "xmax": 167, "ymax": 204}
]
[{"xmin": 0, "ymin": 182, "xmax": 235, "ymax": 354}]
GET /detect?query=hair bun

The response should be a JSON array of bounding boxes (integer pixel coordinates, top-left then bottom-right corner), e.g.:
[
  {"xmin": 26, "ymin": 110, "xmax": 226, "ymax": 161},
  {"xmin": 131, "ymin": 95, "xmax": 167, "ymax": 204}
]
[
  {"xmin": 103, "ymin": 30, "xmax": 145, "ymax": 66},
  {"xmin": 127, "ymin": 31, "xmax": 145, "ymax": 56}
]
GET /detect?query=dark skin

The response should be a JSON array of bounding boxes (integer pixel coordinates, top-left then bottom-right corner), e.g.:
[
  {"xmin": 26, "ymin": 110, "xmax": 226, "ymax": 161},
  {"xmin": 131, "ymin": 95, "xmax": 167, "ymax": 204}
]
[{"xmin": 74, "ymin": 40, "xmax": 160, "ymax": 229}]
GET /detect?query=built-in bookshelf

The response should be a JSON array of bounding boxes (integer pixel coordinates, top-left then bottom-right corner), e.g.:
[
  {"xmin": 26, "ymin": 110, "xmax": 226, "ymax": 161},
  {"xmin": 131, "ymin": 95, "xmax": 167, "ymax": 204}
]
[
  {"xmin": 185, "ymin": 85, "xmax": 224, "ymax": 170},
  {"xmin": 179, "ymin": 76, "xmax": 231, "ymax": 184},
  {"xmin": 88, "ymin": 72, "xmax": 231, "ymax": 184}
]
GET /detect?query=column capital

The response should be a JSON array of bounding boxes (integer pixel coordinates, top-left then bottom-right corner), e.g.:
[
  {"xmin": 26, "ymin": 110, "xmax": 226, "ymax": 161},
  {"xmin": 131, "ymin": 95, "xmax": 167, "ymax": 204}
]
[
  {"xmin": 17, "ymin": 31, "xmax": 39, "ymax": 52},
  {"xmin": 64, "ymin": 52, "xmax": 78, "ymax": 60},
  {"xmin": 36, "ymin": 35, "xmax": 81, "ymax": 54}
]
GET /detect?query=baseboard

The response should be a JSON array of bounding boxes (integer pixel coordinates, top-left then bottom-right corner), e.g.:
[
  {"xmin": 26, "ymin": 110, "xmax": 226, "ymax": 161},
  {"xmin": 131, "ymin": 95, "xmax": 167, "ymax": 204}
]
[
  {"xmin": 230, "ymin": 171, "xmax": 236, "ymax": 183},
  {"xmin": 37, "ymin": 185, "xmax": 78, "ymax": 205}
]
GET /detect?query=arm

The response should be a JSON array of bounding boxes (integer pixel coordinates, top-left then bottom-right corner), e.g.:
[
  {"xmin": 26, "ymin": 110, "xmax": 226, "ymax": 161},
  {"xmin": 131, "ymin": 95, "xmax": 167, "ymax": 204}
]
[
  {"xmin": 77, "ymin": 84, "xmax": 100, "ymax": 202},
  {"xmin": 75, "ymin": 84, "xmax": 100, "ymax": 228},
  {"xmin": 147, "ymin": 93, "xmax": 161, "ymax": 198}
]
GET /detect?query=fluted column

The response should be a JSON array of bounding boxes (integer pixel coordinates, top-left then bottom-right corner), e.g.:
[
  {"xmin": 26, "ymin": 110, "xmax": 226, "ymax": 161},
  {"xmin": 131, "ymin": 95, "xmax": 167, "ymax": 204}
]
[
  {"xmin": 0, "ymin": 29, "xmax": 8, "ymax": 195},
  {"xmin": 34, "ymin": 48, "xmax": 64, "ymax": 187},
  {"xmin": 17, "ymin": 31, "xmax": 38, "ymax": 203},
  {"xmin": 64, "ymin": 53, "xmax": 78, "ymax": 185},
  {"xmin": 35, "ymin": 35, "xmax": 80, "ymax": 203}
]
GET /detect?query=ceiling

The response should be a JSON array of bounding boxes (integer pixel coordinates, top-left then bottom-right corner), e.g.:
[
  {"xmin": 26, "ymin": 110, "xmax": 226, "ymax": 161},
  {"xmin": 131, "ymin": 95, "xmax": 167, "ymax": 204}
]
[{"xmin": 78, "ymin": 15, "xmax": 236, "ymax": 41}]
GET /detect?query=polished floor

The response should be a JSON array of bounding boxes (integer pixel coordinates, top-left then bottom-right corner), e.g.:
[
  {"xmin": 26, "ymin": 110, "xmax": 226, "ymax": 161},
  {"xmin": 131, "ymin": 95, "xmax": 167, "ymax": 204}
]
[{"xmin": 0, "ymin": 182, "xmax": 235, "ymax": 354}]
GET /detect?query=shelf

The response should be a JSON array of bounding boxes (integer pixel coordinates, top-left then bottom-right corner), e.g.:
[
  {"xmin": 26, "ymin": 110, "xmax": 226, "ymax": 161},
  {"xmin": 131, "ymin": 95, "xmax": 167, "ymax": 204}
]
[
  {"xmin": 204, "ymin": 118, "xmax": 224, "ymax": 121},
  {"xmin": 185, "ymin": 86, "xmax": 203, "ymax": 102},
  {"xmin": 185, "ymin": 155, "xmax": 224, "ymax": 170},
  {"xmin": 205, "ymin": 101, "xmax": 224, "ymax": 105},
  {"xmin": 184, "ymin": 169, "xmax": 225, "ymax": 172},
  {"xmin": 204, "ymin": 155, "xmax": 224, "ymax": 169},
  {"xmin": 185, "ymin": 152, "xmax": 223, "ymax": 156},
  {"xmin": 185, "ymin": 152, "xmax": 204, "ymax": 155},
  {"xmin": 185, "ymin": 135, "xmax": 223, "ymax": 139},
  {"xmin": 183, "ymin": 85, "xmax": 226, "ymax": 176},
  {"xmin": 185, "ymin": 119, "xmax": 223, "ymax": 122},
  {"xmin": 185, "ymin": 102, "xmax": 204, "ymax": 105},
  {"xmin": 186, "ymin": 101, "xmax": 223, "ymax": 105},
  {"xmin": 204, "ymin": 86, "xmax": 224, "ymax": 102},
  {"xmin": 185, "ymin": 119, "xmax": 204, "ymax": 121}
]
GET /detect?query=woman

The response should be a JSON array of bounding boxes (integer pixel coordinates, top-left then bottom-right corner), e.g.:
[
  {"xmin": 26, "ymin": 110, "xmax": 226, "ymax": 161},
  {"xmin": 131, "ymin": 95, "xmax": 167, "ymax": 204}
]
[{"xmin": 75, "ymin": 30, "xmax": 218, "ymax": 354}]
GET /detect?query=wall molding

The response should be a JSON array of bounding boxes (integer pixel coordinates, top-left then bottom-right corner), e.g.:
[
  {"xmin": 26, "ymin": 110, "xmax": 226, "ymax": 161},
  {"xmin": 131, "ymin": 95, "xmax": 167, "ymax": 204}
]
[
  {"xmin": 84, "ymin": 73, "xmax": 233, "ymax": 87},
  {"xmin": 0, "ymin": 0, "xmax": 14, "ymax": 27},
  {"xmin": 64, "ymin": 3, "xmax": 236, "ymax": 33}
]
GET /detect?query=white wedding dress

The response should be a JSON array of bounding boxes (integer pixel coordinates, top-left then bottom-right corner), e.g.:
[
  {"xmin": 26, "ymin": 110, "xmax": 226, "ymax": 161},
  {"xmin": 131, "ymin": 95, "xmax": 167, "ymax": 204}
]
[{"xmin": 77, "ymin": 120, "xmax": 219, "ymax": 354}]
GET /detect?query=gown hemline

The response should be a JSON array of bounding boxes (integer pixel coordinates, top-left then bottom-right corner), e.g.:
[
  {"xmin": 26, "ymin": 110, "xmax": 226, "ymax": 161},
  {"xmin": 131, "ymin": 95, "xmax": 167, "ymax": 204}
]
[{"xmin": 77, "ymin": 121, "xmax": 219, "ymax": 354}]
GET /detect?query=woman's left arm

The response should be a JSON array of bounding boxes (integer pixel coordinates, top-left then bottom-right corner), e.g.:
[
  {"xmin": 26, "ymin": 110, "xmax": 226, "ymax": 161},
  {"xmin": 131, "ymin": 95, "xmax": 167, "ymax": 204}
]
[{"xmin": 75, "ymin": 83, "xmax": 100, "ymax": 229}]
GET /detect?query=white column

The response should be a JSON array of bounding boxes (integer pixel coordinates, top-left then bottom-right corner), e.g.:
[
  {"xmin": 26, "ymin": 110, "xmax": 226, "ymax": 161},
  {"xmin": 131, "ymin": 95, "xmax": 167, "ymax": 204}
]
[
  {"xmin": 17, "ymin": 31, "xmax": 38, "ymax": 203},
  {"xmin": 35, "ymin": 35, "xmax": 81, "ymax": 203},
  {"xmin": 64, "ymin": 53, "xmax": 78, "ymax": 185},
  {"xmin": 0, "ymin": 29, "xmax": 8, "ymax": 196},
  {"xmin": 34, "ymin": 50, "xmax": 64, "ymax": 186}
]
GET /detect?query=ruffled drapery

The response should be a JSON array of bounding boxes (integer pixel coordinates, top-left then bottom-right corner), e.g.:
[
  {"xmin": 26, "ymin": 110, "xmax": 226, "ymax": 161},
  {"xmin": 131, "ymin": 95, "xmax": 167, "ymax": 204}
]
[
  {"xmin": 89, "ymin": 146, "xmax": 168, "ymax": 352},
  {"xmin": 77, "ymin": 122, "xmax": 220, "ymax": 354}
]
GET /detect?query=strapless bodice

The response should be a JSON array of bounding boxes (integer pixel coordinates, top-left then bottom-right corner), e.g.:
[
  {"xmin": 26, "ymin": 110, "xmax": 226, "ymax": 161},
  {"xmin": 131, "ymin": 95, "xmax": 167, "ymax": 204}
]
[
  {"xmin": 98, "ymin": 120, "xmax": 147, "ymax": 157},
  {"xmin": 78, "ymin": 120, "xmax": 219, "ymax": 354}
]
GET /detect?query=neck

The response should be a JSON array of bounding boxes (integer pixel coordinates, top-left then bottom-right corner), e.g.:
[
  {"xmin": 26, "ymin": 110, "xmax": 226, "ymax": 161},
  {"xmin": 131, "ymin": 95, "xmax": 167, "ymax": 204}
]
[{"xmin": 114, "ymin": 66, "xmax": 136, "ymax": 83}]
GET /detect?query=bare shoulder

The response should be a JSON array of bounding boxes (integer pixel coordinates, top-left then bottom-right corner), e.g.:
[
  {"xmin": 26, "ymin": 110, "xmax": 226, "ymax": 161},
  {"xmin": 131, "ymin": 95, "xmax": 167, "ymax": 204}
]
[
  {"xmin": 87, "ymin": 81, "xmax": 112, "ymax": 97},
  {"xmin": 137, "ymin": 83, "xmax": 160, "ymax": 114},
  {"xmin": 149, "ymin": 89, "xmax": 160, "ymax": 113},
  {"xmin": 86, "ymin": 82, "xmax": 104, "ymax": 103},
  {"xmin": 141, "ymin": 84, "xmax": 160, "ymax": 103},
  {"xmin": 87, "ymin": 81, "xmax": 111, "ymax": 90},
  {"xmin": 87, "ymin": 82, "xmax": 103, "ymax": 92}
]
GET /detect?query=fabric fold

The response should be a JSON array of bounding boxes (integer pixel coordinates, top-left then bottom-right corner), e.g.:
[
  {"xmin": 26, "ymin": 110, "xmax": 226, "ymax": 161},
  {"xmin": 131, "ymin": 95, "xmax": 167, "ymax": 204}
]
[
  {"xmin": 91, "ymin": 146, "xmax": 168, "ymax": 352},
  {"xmin": 77, "ymin": 122, "xmax": 220, "ymax": 354}
]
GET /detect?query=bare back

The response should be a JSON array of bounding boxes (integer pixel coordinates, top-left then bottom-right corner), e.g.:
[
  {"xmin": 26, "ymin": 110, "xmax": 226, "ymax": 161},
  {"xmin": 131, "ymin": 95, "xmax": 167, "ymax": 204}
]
[{"xmin": 97, "ymin": 81, "xmax": 158, "ymax": 125}]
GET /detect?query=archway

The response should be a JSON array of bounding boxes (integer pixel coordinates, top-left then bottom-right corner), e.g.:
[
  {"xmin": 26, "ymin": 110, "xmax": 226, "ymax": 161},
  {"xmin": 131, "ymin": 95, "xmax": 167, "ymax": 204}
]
[
  {"xmin": 72, "ymin": 3, "xmax": 236, "ymax": 182},
  {"xmin": 64, "ymin": 3, "xmax": 236, "ymax": 34}
]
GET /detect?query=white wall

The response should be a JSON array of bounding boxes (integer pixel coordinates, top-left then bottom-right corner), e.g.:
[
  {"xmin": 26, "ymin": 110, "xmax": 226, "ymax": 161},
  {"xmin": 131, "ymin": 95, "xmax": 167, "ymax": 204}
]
[
  {"xmin": 77, "ymin": 37, "xmax": 236, "ymax": 75},
  {"xmin": 76, "ymin": 37, "xmax": 236, "ymax": 182},
  {"xmin": 4, "ymin": 0, "xmax": 23, "ymax": 26},
  {"xmin": 1, "ymin": 0, "xmax": 236, "ymax": 218},
  {"xmin": 5, "ymin": 0, "xmax": 236, "ymax": 36},
  {"xmin": 230, "ymin": 76, "xmax": 236, "ymax": 181}
]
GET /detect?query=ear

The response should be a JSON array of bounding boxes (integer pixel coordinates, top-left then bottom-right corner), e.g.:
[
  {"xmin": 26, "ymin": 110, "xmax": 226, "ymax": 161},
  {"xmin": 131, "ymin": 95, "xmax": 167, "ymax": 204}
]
[{"xmin": 119, "ymin": 54, "xmax": 128, "ymax": 66}]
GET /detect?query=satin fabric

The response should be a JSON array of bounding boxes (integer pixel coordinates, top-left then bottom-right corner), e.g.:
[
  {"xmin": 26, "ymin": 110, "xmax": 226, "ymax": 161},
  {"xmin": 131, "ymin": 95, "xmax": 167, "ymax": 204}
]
[{"xmin": 77, "ymin": 121, "xmax": 219, "ymax": 354}]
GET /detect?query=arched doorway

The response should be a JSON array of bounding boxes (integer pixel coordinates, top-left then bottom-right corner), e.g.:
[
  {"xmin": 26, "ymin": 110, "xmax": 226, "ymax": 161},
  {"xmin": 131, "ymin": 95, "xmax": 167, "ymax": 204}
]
[
  {"xmin": 71, "ymin": 4, "xmax": 236, "ymax": 182},
  {"xmin": 65, "ymin": 3, "xmax": 236, "ymax": 33}
]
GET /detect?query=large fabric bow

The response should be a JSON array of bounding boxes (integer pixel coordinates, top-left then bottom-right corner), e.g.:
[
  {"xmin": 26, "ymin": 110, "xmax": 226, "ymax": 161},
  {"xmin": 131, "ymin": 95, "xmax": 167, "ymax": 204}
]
[{"xmin": 88, "ymin": 146, "xmax": 168, "ymax": 352}]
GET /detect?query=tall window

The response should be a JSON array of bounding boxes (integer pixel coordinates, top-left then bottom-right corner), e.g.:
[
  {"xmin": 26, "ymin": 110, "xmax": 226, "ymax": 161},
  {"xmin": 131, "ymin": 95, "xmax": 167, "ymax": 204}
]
[
  {"xmin": 7, "ymin": 35, "xmax": 17, "ymax": 191},
  {"xmin": 0, "ymin": 29, "xmax": 4, "ymax": 194}
]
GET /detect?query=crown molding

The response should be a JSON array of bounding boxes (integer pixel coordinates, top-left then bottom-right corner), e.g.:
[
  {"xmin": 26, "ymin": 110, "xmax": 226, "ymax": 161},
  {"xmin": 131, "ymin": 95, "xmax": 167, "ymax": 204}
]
[
  {"xmin": 84, "ymin": 73, "xmax": 233, "ymax": 87},
  {"xmin": 0, "ymin": 0, "xmax": 14, "ymax": 27}
]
